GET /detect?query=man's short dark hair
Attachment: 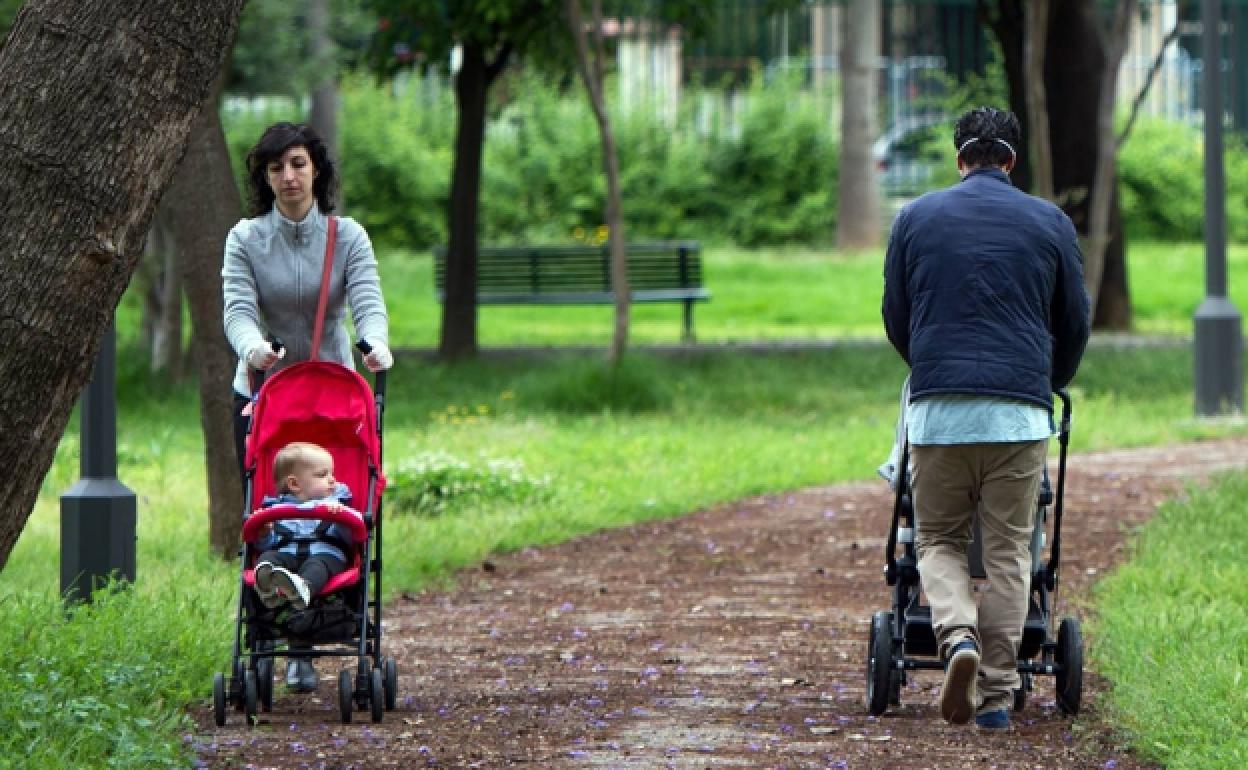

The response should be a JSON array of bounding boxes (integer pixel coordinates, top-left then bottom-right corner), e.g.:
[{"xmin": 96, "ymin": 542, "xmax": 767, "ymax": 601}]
[{"xmin": 953, "ymin": 107, "xmax": 1021, "ymax": 169}]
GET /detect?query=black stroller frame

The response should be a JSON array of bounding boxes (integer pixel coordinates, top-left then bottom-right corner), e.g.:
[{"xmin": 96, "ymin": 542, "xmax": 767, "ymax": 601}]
[
  {"xmin": 866, "ymin": 390, "xmax": 1083, "ymax": 717},
  {"xmin": 213, "ymin": 351, "xmax": 396, "ymax": 726}
]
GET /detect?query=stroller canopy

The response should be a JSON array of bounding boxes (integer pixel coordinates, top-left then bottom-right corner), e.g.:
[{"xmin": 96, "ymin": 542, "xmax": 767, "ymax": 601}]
[{"xmin": 246, "ymin": 361, "xmax": 384, "ymax": 511}]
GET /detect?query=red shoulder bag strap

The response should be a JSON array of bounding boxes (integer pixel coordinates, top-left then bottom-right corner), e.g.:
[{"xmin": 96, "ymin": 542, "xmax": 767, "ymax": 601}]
[{"xmin": 309, "ymin": 216, "xmax": 337, "ymax": 361}]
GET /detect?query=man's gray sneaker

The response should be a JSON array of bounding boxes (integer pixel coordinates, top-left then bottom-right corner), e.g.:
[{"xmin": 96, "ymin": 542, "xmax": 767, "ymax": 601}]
[
  {"xmin": 939, "ymin": 639, "xmax": 980, "ymax": 724},
  {"xmin": 286, "ymin": 659, "xmax": 318, "ymax": 693}
]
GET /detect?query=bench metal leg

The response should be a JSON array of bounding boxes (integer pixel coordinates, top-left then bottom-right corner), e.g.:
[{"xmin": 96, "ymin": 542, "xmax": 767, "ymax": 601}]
[{"xmin": 682, "ymin": 300, "xmax": 695, "ymax": 344}]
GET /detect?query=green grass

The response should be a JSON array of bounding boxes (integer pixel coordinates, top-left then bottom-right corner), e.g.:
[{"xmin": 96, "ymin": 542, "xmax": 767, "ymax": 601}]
[
  {"xmin": 372, "ymin": 240, "xmax": 1248, "ymax": 347},
  {"xmin": 1093, "ymin": 474, "xmax": 1248, "ymax": 769},
  {"xmin": 7, "ymin": 240, "xmax": 1248, "ymax": 767}
]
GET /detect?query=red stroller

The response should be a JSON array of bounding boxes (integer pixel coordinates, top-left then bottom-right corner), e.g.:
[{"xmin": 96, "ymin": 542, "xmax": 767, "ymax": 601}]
[{"xmin": 212, "ymin": 352, "xmax": 396, "ymax": 725}]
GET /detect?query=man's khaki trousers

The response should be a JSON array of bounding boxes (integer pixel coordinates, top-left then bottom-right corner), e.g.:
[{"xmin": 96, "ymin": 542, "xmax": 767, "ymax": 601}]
[{"xmin": 910, "ymin": 440, "xmax": 1047, "ymax": 712}]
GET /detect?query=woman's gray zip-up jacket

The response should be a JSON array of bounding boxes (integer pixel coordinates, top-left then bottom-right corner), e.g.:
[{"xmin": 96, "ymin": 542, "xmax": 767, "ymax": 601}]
[{"xmin": 222, "ymin": 202, "xmax": 389, "ymax": 396}]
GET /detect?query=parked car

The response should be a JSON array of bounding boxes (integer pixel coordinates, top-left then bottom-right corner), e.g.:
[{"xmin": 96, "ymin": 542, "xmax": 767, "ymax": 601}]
[{"xmin": 872, "ymin": 114, "xmax": 952, "ymax": 198}]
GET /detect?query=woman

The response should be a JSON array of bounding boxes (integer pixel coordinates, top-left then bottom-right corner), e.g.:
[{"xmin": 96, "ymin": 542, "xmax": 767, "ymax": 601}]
[{"xmin": 222, "ymin": 121, "xmax": 391, "ymax": 693}]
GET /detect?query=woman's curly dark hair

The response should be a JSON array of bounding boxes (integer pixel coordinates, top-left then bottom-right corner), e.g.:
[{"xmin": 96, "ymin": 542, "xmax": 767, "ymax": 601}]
[
  {"xmin": 953, "ymin": 106, "xmax": 1021, "ymax": 170},
  {"xmin": 244, "ymin": 122, "xmax": 337, "ymax": 217}
]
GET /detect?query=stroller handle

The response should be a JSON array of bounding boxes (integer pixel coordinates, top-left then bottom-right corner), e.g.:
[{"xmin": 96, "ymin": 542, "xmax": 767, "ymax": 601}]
[
  {"xmin": 249, "ymin": 337, "xmax": 285, "ymax": 393},
  {"xmin": 355, "ymin": 339, "xmax": 388, "ymax": 403}
]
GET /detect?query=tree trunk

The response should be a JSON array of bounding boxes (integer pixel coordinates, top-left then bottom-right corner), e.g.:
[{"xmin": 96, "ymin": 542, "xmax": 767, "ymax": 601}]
[
  {"xmin": 162, "ymin": 77, "xmax": 247, "ymax": 559},
  {"xmin": 139, "ymin": 206, "xmax": 180, "ymax": 375},
  {"xmin": 987, "ymin": 0, "xmax": 1131, "ymax": 330},
  {"xmin": 1023, "ymin": 0, "xmax": 1054, "ymax": 200},
  {"xmin": 1047, "ymin": 0, "xmax": 1131, "ymax": 329},
  {"xmin": 439, "ymin": 42, "xmax": 490, "ymax": 361},
  {"xmin": 836, "ymin": 0, "xmax": 880, "ymax": 251},
  {"xmin": 984, "ymin": 0, "xmax": 1034, "ymax": 191},
  {"xmin": 567, "ymin": 0, "xmax": 631, "ymax": 363},
  {"xmin": 0, "ymin": 0, "xmax": 243, "ymax": 569},
  {"xmin": 1082, "ymin": 0, "xmax": 1133, "ymax": 320},
  {"xmin": 307, "ymin": 0, "xmax": 341, "ymax": 210}
]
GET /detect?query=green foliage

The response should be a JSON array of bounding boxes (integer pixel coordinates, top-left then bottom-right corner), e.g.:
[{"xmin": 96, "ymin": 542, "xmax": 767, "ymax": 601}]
[
  {"xmin": 338, "ymin": 72, "xmax": 452, "ymax": 247},
  {"xmin": 229, "ymin": 0, "xmax": 375, "ymax": 96},
  {"xmin": 1093, "ymin": 474, "xmax": 1248, "ymax": 769},
  {"xmin": 220, "ymin": 72, "xmax": 842, "ymax": 250},
  {"xmin": 1117, "ymin": 117, "xmax": 1248, "ymax": 242},
  {"xmin": 0, "ymin": 583, "xmax": 223, "ymax": 769},
  {"xmin": 389, "ymin": 450, "xmax": 551, "ymax": 515},
  {"xmin": 711, "ymin": 70, "xmax": 838, "ymax": 245},
  {"xmin": 0, "ymin": 0, "xmax": 23, "ymax": 42}
]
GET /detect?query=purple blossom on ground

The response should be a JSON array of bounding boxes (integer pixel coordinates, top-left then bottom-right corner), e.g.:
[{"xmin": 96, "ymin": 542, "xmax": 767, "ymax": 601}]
[
  {"xmin": 559, "ymin": 601, "xmax": 575, "ymax": 612},
  {"xmin": 1104, "ymin": 762, "xmax": 1118, "ymax": 769},
  {"xmin": 568, "ymin": 750, "xmax": 590, "ymax": 759},
  {"xmin": 290, "ymin": 742, "xmax": 307, "ymax": 753}
]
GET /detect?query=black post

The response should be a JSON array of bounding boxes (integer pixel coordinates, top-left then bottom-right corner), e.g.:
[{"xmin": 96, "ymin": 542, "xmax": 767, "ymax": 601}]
[
  {"xmin": 60, "ymin": 325, "xmax": 136, "ymax": 601},
  {"xmin": 1195, "ymin": 0, "xmax": 1244, "ymax": 416}
]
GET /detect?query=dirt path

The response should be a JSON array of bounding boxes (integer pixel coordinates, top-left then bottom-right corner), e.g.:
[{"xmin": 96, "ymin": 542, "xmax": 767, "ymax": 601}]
[{"xmin": 193, "ymin": 437, "xmax": 1248, "ymax": 769}]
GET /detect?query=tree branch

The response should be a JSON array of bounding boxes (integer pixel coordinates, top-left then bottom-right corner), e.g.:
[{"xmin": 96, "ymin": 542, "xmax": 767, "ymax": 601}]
[{"xmin": 1118, "ymin": 0, "xmax": 1190, "ymax": 145}]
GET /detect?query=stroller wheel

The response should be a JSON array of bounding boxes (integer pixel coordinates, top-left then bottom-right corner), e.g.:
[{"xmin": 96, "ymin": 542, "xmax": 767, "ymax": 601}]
[
  {"xmin": 382, "ymin": 657, "xmax": 398, "ymax": 711},
  {"xmin": 369, "ymin": 668, "xmax": 385, "ymax": 723},
  {"xmin": 232, "ymin": 659, "xmax": 246, "ymax": 712},
  {"xmin": 866, "ymin": 610, "xmax": 895, "ymax": 716},
  {"xmin": 1055, "ymin": 617, "xmax": 1083, "ymax": 716},
  {"xmin": 243, "ymin": 670, "xmax": 259, "ymax": 724},
  {"xmin": 212, "ymin": 673, "xmax": 227, "ymax": 727},
  {"xmin": 337, "ymin": 670, "xmax": 354, "ymax": 724},
  {"xmin": 256, "ymin": 658, "xmax": 274, "ymax": 712},
  {"xmin": 1013, "ymin": 674, "xmax": 1030, "ymax": 712}
]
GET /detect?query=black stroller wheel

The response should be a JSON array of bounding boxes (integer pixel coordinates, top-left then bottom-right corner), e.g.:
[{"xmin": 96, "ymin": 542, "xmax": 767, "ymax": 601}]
[
  {"xmin": 212, "ymin": 673, "xmax": 227, "ymax": 727},
  {"xmin": 382, "ymin": 657, "xmax": 398, "ymax": 711},
  {"xmin": 1055, "ymin": 617, "xmax": 1083, "ymax": 715},
  {"xmin": 369, "ymin": 668, "xmax": 385, "ymax": 723},
  {"xmin": 243, "ymin": 670, "xmax": 259, "ymax": 724},
  {"xmin": 232, "ymin": 659, "xmax": 246, "ymax": 712},
  {"xmin": 337, "ymin": 670, "xmax": 354, "ymax": 724},
  {"xmin": 256, "ymin": 658, "xmax": 274, "ymax": 712},
  {"xmin": 866, "ymin": 611, "xmax": 894, "ymax": 716}
]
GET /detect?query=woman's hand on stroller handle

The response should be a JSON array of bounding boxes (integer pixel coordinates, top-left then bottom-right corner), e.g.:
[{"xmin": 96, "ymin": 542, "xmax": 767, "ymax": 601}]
[{"xmin": 355, "ymin": 338, "xmax": 393, "ymax": 373}]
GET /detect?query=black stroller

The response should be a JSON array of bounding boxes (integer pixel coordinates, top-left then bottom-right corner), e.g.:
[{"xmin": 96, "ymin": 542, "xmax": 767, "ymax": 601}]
[
  {"xmin": 866, "ymin": 389, "xmax": 1083, "ymax": 717},
  {"xmin": 212, "ymin": 355, "xmax": 396, "ymax": 725}
]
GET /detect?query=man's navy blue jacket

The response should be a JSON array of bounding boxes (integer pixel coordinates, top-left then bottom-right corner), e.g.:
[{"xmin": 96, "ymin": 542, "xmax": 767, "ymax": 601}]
[{"xmin": 881, "ymin": 168, "xmax": 1090, "ymax": 410}]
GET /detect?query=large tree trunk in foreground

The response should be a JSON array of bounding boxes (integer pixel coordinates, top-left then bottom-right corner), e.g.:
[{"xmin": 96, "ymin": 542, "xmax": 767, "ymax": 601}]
[
  {"xmin": 0, "ymin": 0, "xmax": 243, "ymax": 569},
  {"xmin": 163, "ymin": 79, "xmax": 246, "ymax": 559}
]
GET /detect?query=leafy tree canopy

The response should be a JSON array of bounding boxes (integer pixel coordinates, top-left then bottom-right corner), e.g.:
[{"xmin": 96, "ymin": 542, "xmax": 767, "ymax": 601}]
[{"xmin": 229, "ymin": 0, "xmax": 375, "ymax": 96}]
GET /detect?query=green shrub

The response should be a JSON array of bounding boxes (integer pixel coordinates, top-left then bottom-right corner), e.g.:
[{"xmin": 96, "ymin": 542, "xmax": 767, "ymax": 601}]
[
  {"xmin": 389, "ymin": 450, "xmax": 551, "ymax": 515},
  {"xmin": 220, "ymin": 69, "xmax": 841, "ymax": 251},
  {"xmin": 1118, "ymin": 117, "xmax": 1248, "ymax": 241},
  {"xmin": 713, "ymin": 71, "xmax": 838, "ymax": 246}
]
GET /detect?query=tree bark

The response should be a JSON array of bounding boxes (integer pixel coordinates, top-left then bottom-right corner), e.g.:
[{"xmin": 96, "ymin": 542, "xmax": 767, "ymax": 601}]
[
  {"xmin": 567, "ymin": 0, "xmax": 631, "ymax": 363},
  {"xmin": 307, "ymin": 0, "xmax": 341, "ymax": 210},
  {"xmin": 439, "ymin": 42, "xmax": 491, "ymax": 361},
  {"xmin": 1023, "ymin": 0, "xmax": 1054, "ymax": 200},
  {"xmin": 0, "ymin": 0, "xmax": 243, "ymax": 569},
  {"xmin": 162, "ymin": 77, "xmax": 246, "ymax": 559},
  {"xmin": 836, "ymin": 0, "xmax": 880, "ymax": 251},
  {"xmin": 983, "ymin": 0, "xmax": 1033, "ymax": 191},
  {"xmin": 1082, "ymin": 0, "xmax": 1133, "ymax": 320},
  {"xmin": 987, "ymin": 0, "xmax": 1131, "ymax": 330},
  {"xmin": 139, "ymin": 206, "xmax": 181, "ymax": 375}
]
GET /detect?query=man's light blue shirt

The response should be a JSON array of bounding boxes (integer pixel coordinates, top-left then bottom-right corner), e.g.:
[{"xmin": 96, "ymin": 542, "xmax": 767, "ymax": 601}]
[{"xmin": 906, "ymin": 395, "xmax": 1052, "ymax": 445}]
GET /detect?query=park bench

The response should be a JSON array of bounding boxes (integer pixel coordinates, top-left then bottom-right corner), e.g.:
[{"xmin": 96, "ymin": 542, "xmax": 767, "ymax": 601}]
[{"xmin": 433, "ymin": 241, "xmax": 710, "ymax": 342}]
